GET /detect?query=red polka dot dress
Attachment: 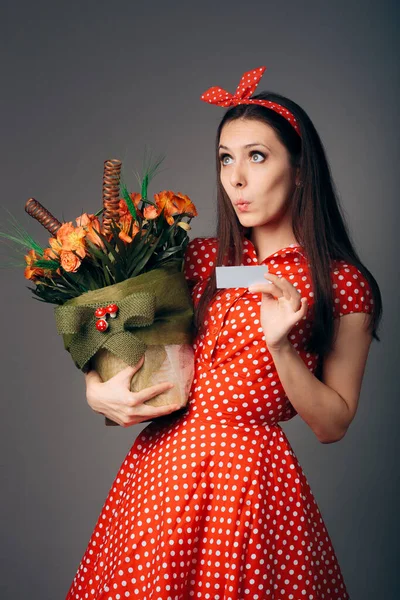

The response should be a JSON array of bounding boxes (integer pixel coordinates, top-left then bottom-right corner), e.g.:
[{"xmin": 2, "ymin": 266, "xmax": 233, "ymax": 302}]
[{"xmin": 66, "ymin": 236, "xmax": 373, "ymax": 600}]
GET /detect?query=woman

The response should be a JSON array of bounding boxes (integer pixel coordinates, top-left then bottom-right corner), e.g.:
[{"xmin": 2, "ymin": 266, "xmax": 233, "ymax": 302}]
[{"xmin": 66, "ymin": 67, "xmax": 382, "ymax": 599}]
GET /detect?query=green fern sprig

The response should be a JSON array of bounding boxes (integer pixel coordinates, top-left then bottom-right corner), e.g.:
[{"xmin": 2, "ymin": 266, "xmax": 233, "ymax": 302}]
[
  {"xmin": 131, "ymin": 145, "xmax": 167, "ymax": 203},
  {"xmin": 0, "ymin": 206, "xmax": 45, "ymax": 256},
  {"xmin": 120, "ymin": 180, "xmax": 138, "ymax": 222}
]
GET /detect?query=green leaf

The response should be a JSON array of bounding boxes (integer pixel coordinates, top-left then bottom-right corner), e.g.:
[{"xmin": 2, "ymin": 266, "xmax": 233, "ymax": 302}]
[
  {"xmin": 59, "ymin": 270, "xmax": 88, "ymax": 293},
  {"xmin": 125, "ymin": 230, "xmax": 154, "ymax": 277},
  {"xmin": 156, "ymin": 245, "xmax": 184, "ymax": 260},
  {"xmin": 85, "ymin": 239, "xmax": 117, "ymax": 279},
  {"xmin": 109, "ymin": 220, "xmax": 127, "ymax": 258},
  {"xmin": 141, "ymin": 174, "xmax": 149, "ymax": 202},
  {"xmin": 33, "ymin": 258, "xmax": 60, "ymax": 270},
  {"xmin": 103, "ymin": 264, "xmax": 112, "ymax": 286},
  {"xmin": 129, "ymin": 231, "xmax": 164, "ymax": 277},
  {"xmin": 90, "ymin": 228, "xmax": 120, "ymax": 263}
]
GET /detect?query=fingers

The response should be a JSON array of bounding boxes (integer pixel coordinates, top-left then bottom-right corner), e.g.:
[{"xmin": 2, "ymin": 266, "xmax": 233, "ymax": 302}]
[
  {"xmin": 249, "ymin": 272, "xmax": 301, "ymax": 304},
  {"xmin": 132, "ymin": 380, "xmax": 175, "ymax": 405},
  {"xmin": 119, "ymin": 402, "xmax": 181, "ymax": 427},
  {"xmin": 248, "ymin": 278, "xmax": 285, "ymax": 299},
  {"xmin": 138, "ymin": 402, "xmax": 181, "ymax": 418},
  {"xmin": 263, "ymin": 273, "xmax": 297, "ymax": 300}
]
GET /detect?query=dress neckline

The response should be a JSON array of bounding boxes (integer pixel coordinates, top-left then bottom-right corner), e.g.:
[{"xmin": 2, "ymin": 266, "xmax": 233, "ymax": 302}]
[{"xmin": 242, "ymin": 236, "xmax": 306, "ymax": 264}]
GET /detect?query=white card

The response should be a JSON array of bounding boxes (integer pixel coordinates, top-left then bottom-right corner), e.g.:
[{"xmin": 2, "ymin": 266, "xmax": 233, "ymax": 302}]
[{"xmin": 216, "ymin": 265, "xmax": 270, "ymax": 289}]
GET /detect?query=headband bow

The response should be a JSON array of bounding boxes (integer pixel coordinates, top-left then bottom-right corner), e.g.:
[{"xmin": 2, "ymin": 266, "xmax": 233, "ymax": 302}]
[{"xmin": 200, "ymin": 66, "xmax": 301, "ymax": 138}]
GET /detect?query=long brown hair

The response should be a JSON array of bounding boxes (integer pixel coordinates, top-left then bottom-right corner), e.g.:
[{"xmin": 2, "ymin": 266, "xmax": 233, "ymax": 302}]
[{"xmin": 195, "ymin": 91, "xmax": 382, "ymax": 375}]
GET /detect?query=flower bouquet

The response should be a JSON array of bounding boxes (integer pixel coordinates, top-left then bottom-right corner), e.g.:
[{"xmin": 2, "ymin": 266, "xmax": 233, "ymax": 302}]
[{"xmin": 1, "ymin": 153, "xmax": 197, "ymax": 426}]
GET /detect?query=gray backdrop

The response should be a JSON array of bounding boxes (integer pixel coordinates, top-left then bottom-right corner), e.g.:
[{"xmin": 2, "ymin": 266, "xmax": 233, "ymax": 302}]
[{"xmin": 1, "ymin": 1, "xmax": 398, "ymax": 598}]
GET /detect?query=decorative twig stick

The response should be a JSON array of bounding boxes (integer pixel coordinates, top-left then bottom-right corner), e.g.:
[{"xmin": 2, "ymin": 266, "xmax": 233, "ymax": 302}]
[
  {"xmin": 24, "ymin": 198, "xmax": 62, "ymax": 236},
  {"xmin": 102, "ymin": 159, "xmax": 122, "ymax": 235}
]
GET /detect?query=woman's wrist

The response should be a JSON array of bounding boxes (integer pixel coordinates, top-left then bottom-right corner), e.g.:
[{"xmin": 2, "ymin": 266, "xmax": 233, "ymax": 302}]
[{"xmin": 267, "ymin": 338, "xmax": 293, "ymax": 355}]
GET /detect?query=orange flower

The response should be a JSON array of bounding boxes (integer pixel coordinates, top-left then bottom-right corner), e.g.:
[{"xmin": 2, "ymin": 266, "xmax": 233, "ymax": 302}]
[
  {"xmin": 143, "ymin": 204, "xmax": 159, "ymax": 220},
  {"xmin": 154, "ymin": 191, "xmax": 197, "ymax": 226},
  {"xmin": 60, "ymin": 250, "xmax": 82, "ymax": 272},
  {"xmin": 44, "ymin": 246, "xmax": 59, "ymax": 260},
  {"xmin": 24, "ymin": 249, "xmax": 45, "ymax": 282},
  {"xmin": 75, "ymin": 213, "xmax": 93, "ymax": 227},
  {"xmin": 52, "ymin": 222, "xmax": 87, "ymax": 259},
  {"xmin": 24, "ymin": 248, "xmax": 59, "ymax": 281},
  {"xmin": 153, "ymin": 191, "xmax": 172, "ymax": 224},
  {"xmin": 118, "ymin": 214, "xmax": 140, "ymax": 244},
  {"xmin": 75, "ymin": 213, "xmax": 106, "ymax": 251},
  {"xmin": 49, "ymin": 236, "xmax": 62, "ymax": 257}
]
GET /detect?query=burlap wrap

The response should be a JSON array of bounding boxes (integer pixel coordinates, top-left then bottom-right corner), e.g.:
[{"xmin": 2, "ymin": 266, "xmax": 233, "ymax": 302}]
[{"xmin": 54, "ymin": 265, "xmax": 195, "ymax": 426}]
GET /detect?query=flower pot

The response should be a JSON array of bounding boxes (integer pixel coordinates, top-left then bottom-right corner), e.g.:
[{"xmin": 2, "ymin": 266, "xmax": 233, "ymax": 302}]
[
  {"xmin": 54, "ymin": 265, "xmax": 195, "ymax": 427},
  {"xmin": 92, "ymin": 343, "xmax": 194, "ymax": 426}
]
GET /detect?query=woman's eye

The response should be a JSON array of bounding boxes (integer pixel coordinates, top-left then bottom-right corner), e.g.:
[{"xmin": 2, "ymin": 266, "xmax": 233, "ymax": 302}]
[
  {"xmin": 219, "ymin": 151, "xmax": 266, "ymax": 166},
  {"xmin": 219, "ymin": 154, "xmax": 232, "ymax": 165}
]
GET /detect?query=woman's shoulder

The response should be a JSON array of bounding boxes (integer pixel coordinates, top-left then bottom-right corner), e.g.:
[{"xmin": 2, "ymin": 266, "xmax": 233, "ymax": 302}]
[
  {"xmin": 329, "ymin": 258, "xmax": 374, "ymax": 318},
  {"xmin": 183, "ymin": 236, "xmax": 218, "ymax": 287}
]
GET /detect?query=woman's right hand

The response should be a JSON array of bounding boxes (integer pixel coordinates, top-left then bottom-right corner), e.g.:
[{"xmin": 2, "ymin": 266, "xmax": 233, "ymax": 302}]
[{"xmin": 84, "ymin": 355, "xmax": 180, "ymax": 427}]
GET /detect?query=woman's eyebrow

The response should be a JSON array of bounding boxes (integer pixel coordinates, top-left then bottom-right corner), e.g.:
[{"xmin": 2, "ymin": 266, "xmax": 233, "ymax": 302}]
[{"xmin": 218, "ymin": 143, "xmax": 271, "ymax": 151}]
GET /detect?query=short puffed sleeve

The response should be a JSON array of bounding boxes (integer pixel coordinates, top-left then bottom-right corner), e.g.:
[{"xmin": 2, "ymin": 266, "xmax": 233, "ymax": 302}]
[
  {"xmin": 183, "ymin": 237, "xmax": 218, "ymax": 293},
  {"xmin": 331, "ymin": 260, "xmax": 374, "ymax": 318}
]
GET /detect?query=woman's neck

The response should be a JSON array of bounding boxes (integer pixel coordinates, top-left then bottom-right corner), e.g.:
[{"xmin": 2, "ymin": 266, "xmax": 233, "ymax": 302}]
[{"xmin": 246, "ymin": 226, "xmax": 300, "ymax": 262}]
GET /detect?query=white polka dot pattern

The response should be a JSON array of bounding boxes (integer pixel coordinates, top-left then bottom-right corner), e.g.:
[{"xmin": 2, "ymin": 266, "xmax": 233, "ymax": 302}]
[
  {"xmin": 200, "ymin": 66, "xmax": 301, "ymax": 138},
  {"xmin": 331, "ymin": 261, "xmax": 373, "ymax": 318},
  {"xmin": 65, "ymin": 237, "xmax": 363, "ymax": 600}
]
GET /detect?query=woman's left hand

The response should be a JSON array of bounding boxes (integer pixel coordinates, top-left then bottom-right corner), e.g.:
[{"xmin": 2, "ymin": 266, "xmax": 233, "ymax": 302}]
[{"xmin": 248, "ymin": 272, "xmax": 308, "ymax": 350}]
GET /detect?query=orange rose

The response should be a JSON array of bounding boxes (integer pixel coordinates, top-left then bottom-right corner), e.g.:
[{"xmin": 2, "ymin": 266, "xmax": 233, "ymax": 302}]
[
  {"xmin": 143, "ymin": 204, "xmax": 160, "ymax": 220},
  {"xmin": 60, "ymin": 250, "xmax": 82, "ymax": 272}
]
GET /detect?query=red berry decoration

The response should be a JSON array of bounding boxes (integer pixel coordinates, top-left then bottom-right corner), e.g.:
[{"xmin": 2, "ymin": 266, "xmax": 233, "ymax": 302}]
[
  {"xmin": 94, "ymin": 306, "xmax": 108, "ymax": 319},
  {"xmin": 106, "ymin": 303, "xmax": 119, "ymax": 318},
  {"xmin": 95, "ymin": 318, "xmax": 108, "ymax": 332}
]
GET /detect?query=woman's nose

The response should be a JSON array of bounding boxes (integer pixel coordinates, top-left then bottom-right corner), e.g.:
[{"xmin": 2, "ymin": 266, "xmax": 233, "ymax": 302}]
[{"xmin": 230, "ymin": 165, "xmax": 246, "ymax": 187}]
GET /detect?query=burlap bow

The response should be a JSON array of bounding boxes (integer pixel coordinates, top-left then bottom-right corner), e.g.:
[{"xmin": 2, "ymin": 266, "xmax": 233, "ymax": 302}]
[
  {"xmin": 53, "ymin": 267, "xmax": 195, "ymax": 372},
  {"xmin": 55, "ymin": 291, "xmax": 159, "ymax": 370}
]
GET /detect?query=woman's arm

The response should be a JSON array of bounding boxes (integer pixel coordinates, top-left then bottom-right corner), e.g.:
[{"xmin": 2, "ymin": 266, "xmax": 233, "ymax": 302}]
[{"xmin": 269, "ymin": 312, "xmax": 373, "ymax": 443}]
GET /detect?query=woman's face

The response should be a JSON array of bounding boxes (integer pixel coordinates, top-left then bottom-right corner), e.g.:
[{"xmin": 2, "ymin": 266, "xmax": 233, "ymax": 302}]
[{"xmin": 218, "ymin": 118, "xmax": 299, "ymax": 230}]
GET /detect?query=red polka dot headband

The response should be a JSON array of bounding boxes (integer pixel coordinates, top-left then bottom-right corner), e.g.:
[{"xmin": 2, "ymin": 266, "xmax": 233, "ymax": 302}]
[{"xmin": 200, "ymin": 66, "xmax": 301, "ymax": 138}]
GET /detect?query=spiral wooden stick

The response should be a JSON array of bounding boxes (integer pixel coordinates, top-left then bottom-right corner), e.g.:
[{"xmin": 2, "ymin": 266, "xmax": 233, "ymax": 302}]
[
  {"xmin": 24, "ymin": 198, "xmax": 62, "ymax": 236},
  {"xmin": 102, "ymin": 159, "xmax": 122, "ymax": 235}
]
